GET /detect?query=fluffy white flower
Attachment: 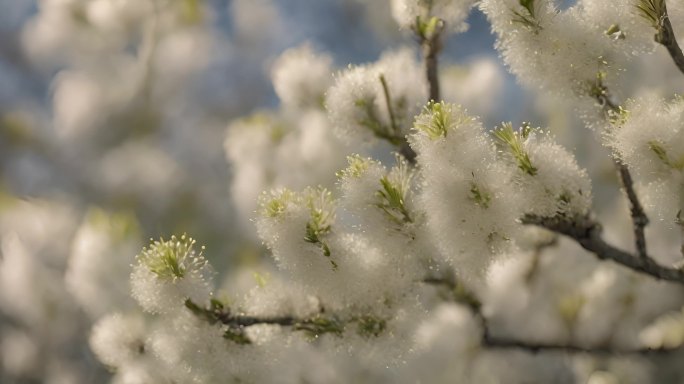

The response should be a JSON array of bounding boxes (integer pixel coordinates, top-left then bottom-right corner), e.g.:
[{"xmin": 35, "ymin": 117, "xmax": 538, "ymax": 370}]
[
  {"xmin": 66, "ymin": 209, "xmax": 141, "ymax": 318},
  {"xmin": 271, "ymin": 43, "xmax": 333, "ymax": 110},
  {"xmin": 609, "ymin": 95, "xmax": 684, "ymax": 219},
  {"xmin": 495, "ymin": 125, "xmax": 593, "ymax": 217},
  {"xmin": 94, "ymin": 141, "xmax": 182, "ymax": 209},
  {"xmin": 225, "ymin": 110, "xmax": 350, "ymax": 229},
  {"xmin": 224, "ymin": 113, "xmax": 283, "ymax": 223},
  {"xmin": 480, "ymin": 0, "xmax": 623, "ymax": 98},
  {"xmin": 391, "ymin": 0, "xmax": 476, "ymax": 33},
  {"xmin": 576, "ymin": 0, "xmax": 657, "ymax": 56},
  {"xmin": 410, "ymin": 103, "xmax": 521, "ymax": 280},
  {"xmin": 130, "ymin": 234, "xmax": 214, "ymax": 314},
  {"xmin": 610, "ymin": 95, "xmax": 684, "ymax": 180},
  {"xmin": 399, "ymin": 303, "xmax": 490, "ymax": 382},
  {"xmin": 89, "ymin": 312, "xmax": 146, "ymax": 368},
  {"xmin": 326, "ymin": 47, "xmax": 426, "ymax": 145}
]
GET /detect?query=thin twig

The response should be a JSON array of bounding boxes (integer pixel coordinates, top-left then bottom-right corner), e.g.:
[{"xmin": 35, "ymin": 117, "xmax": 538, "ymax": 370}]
[
  {"xmin": 379, "ymin": 74, "xmax": 398, "ymax": 136},
  {"xmin": 415, "ymin": 20, "xmax": 444, "ymax": 102},
  {"xmin": 219, "ymin": 314, "xmax": 297, "ymax": 327},
  {"xmin": 616, "ymin": 162, "xmax": 650, "ymax": 259},
  {"xmin": 657, "ymin": 0, "xmax": 684, "ymax": 76},
  {"xmin": 592, "ymin": 84, "xmax": 651, "ymax": 261},
  {"xmin": 379, "ymin": 74, "xmax": 417, "ymax": 163},
  {"xmin": 422, "ymin": 277, "xmax": 681, "ymax": 355},
  {"xmin": 399, "ymin": 142, "xmax": 417, "ymax": 164},
  {"xmin": 482, "ymin": 333, "xmax": 675, "ymax": 355},
  {"xmin": 185, "ymin": 298, "xmax": 297, "ymax": 326},
  {"xmin": 521, "ymin": 215, "xmax": 684, "ymax": 284},
  {"xmin": 403, "ymin": 17, "xmax": 446, "ymax": 165},
  {"xmin": 423, "ymin": 36, "xmax": 441, "ymax": 102},
  {"xmin": 187, "ymin": 298, "xmax": 390, "ymax": 341}
]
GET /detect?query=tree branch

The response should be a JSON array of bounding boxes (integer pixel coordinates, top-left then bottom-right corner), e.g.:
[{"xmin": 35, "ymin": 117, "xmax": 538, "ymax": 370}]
[
  {"xmin": 413, "ymin": 18, "xmax": 444, "ymax": 103},
  {"xmin": 521, "ymin": 214, "xmax": 684, "ymax": 284},
  {"xmin": 656, "ymin": 0, "xmax": 684, "ymax": 76},
  {"xmin": 402, "ymin": 17, "xmax": 447, "ymax": 165},
  {"xmin": 616, "ymin": 162, "xmax": 650, "ymax": 259},
  {"xmin": 398, "ymin": 142, "xmax": 417, "ymax": 164},
  {"xmin": 481, "ymin": 333, "xmax": 675, "ymax": 355},
  {"xmin": 422, "ymin": 277, "xmax": 681, "ymax": 355},
  {"xmin": 379, "ymin": 74, "xmax": 417, "ymax": 164},
  {"xmin": 422, "ymin": 31, "xmax": 442, "ymax": 103},
  {"xmin": 591, "ymin": 82, "xmax": 651, "ymax": 261},
  {"xmin": 185, "ymin": 299, "xmax": 389, "ymax": 343}
]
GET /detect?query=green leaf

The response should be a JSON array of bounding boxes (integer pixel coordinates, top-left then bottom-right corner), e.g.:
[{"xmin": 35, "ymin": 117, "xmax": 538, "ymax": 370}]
[
  {"xmin": 355, "ymin": 97, "xmax": 400, "ymax": 145},
  {"xmin": 423, "ymin": 17, "xmax": 441, "ymax": 39},
  {"xmin": 414, "ymin": 101, "xmax": 452, "ymax": 139},
  {"xmin": 375, "ymin": 157, "xmax": 414, "ymax": 224},
  {"xmin": 511, "ymin": 0, "xmax": 542, "ymax": 33},
  {"xmin": 223, "ymin": 328, "xmax": 252, "ymax": 345},
  {"xmin": 336, "ymin": 154, "xmax": 371, "ymax": 179},
  {"xmin": 355, "ymin": 316, "xmax": 387, "ymax": 338},
  {"xmin": 648, "ymin": 140, "xmax": 684, "ymax": 170},
  {"xmin": 468, "ymin": 181, "xmax": 491, "ymax": 209},
  {"xmin": 303, "ymin": 187, "xmax": 337, "ymax": 270},
  {"xmin": 493, "ymin": 122, "xmax": 538, "ymax": 176},
  {"xmin": 519, "ymin": 0, "xmax": 536, "ymax": 18},
  {"xmin": 295, "ymin": 316, "xmax": 345, "ymax": 338},
  {"xmin": 258, "ymin": 189, "xmax": 295, "ymax": 218},
  {"xmin": 635, "ymin": 0, "xmax": 665, "ymax": 29},
  {"xmin": 185, "ymin": 299, "xmax": 220, "ymax": 325},
  {"xmin": 605, "ymin": 24, "xmax": 626, "ymax": 40}
]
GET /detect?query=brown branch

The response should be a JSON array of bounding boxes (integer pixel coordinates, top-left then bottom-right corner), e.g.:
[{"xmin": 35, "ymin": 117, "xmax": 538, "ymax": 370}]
[
  {"xmin": 379, "ymin": 74, "xmax": 417, "ymax": 164},
  {"xmin": 422, "ymin": 33, "xmax": 442, "ymax": 102},
  {"xmin": 185, "ymin": 298, "xmax": 297, "ymax": 326},
  {"xmin": 591, "ymin": 83, "xmax": 651, "ymax": 261},
  {"xmin": 402, "ymin": 17, "xmax": 447, "ymax": 165},
  {"xmin": 616, "ymin": 162, "xmax": 650, "ymax": 259},
  {"xmin": 422, "ymin": 277, "xmax": 681, "ymax": 356},
  {"xmin": 414, "ymin": 19, "xmax": 444, "ymax": 102},
  {"xmin": 521, "ymin": 215, "xmax": 684, "ymax": 284},
  {"xmin": 379, "ymin": 74, "xmax": 399, "ymax": 137},
  {"xmin": 399, "ymin": 142, "xmax": 417, "ymax": 164},
  {"xmin": 185, "ymin": 299, "xmax": 371, "ymax": 344},
  {"xmin": 656, "ymin": 0, "xmax": 684, "ymax": 76},
  {"xmin": 482, "ymin": 333, "xmax": 676, "ymax": 355}
]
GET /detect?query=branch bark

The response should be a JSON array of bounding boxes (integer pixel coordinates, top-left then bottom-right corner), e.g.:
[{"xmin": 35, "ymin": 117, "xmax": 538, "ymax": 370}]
[
  {"xmin": 482, "ymin": 333, "xmax": 675, "ymax": 355},
  {"xmin": 657, "ymin": 0, "xmax": 684, "ymax": 76},
  {"xmin": 377, "ymin": 71, "xmax": 417, "ymax": 164},
  {"xmin": 422, "ymin": 32, "xmax": 442, "ymax": 103},
  {"xmin": 400, "ymin": 17, "xmax": 447, "ymax": 165},
  {"xmin": 422, "ymin": 276, "xmax": 681, "ymax": 356},
  {"xmin": 592, "ymin": 84, "xmax": 651, "ymax": 261},
  {"xmin": 616, "ymin": 162, "xmax": 650, "ymax": 259},
  {"xmin": 522, "ymin": 214, "xmax": 684, "ymax": 284}
]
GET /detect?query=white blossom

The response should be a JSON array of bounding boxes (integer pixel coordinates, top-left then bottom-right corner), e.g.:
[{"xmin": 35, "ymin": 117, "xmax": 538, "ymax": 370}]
[
  {"xmin": 609, "ymin": 94, "xmax": 684, "ymax": 220},
  {"xmin": 271, "ymin": 43, "xmax": 334, "ymax": 110},
  {"xmin": 89, "ymin": 312, "xmax": 146, "ymax": 368},
  {"xmin": 131, "ymin": 234, "xmax": 214, "ymax": 314},
  {"xmin": 391, "ymin": 0, "xmax": 476, "ymax": 33},
  {"xmin": 66, "ymin": 208, "xmax": 141, "ymax": 318},
  {"xmin": 326, "ymin": 47, "xmax": 426, "ymax": 145},
  {"xmin": 410, "ymin": 102, "xmax": 521, "ymax": 280}
]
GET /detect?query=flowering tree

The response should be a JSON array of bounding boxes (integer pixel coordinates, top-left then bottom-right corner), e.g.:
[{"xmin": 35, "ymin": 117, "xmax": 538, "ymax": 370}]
[{"xmin": 5, "ymin": 0, "xmax": 684, "ymax": 382}]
